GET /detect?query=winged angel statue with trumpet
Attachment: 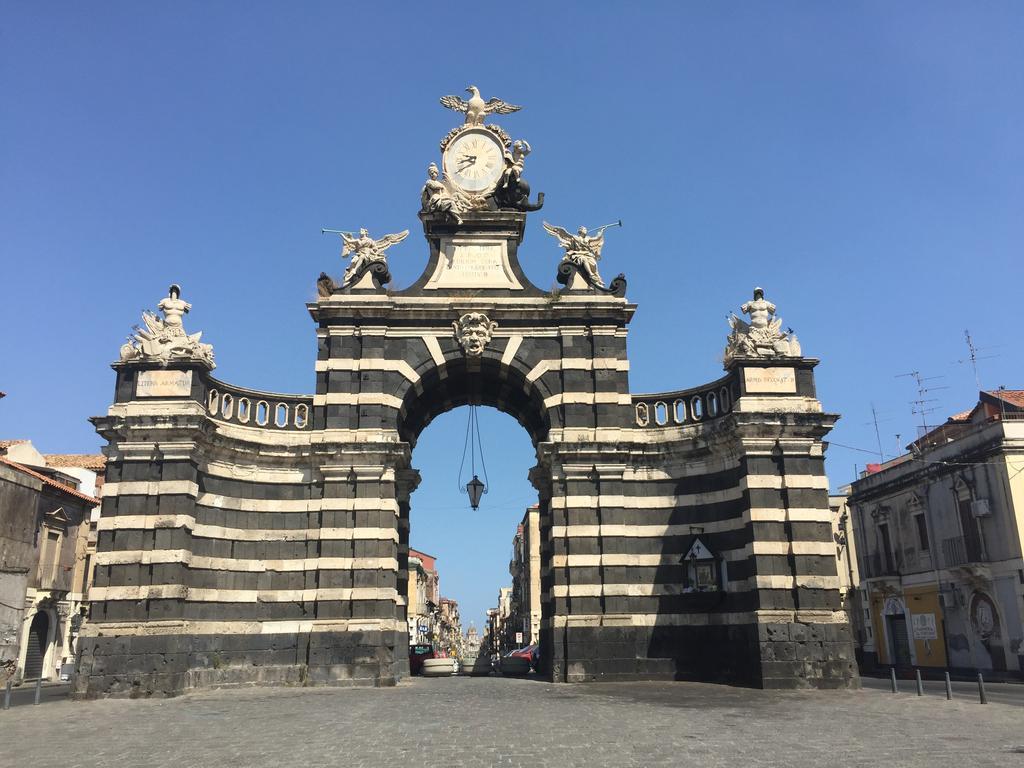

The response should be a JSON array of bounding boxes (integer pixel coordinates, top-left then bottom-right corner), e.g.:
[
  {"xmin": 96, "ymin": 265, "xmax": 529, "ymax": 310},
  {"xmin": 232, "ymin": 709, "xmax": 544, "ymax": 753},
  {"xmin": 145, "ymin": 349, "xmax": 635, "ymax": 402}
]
[
  {"xmin": 336, "ymin": 228, "xmax": 409, "ymax": 284},
  {"xmin": 543, "ymin": 222, "xmax": 614, "ymax": 287}
]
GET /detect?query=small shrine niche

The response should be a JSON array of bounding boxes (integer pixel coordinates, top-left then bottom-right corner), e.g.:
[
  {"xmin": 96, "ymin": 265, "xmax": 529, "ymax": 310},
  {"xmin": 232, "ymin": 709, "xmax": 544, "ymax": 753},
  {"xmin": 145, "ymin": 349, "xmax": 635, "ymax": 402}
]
[{"xmin": 682, "ymin": 536, "xmax": 721, "ymax": 592}]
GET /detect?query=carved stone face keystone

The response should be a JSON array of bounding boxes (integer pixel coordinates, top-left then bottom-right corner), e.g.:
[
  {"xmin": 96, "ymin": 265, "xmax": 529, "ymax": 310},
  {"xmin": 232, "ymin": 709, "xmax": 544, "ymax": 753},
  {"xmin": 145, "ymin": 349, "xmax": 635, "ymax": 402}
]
[{"xmin": 453, "ymin": 312, "xmax": 497, "ymax": 356}]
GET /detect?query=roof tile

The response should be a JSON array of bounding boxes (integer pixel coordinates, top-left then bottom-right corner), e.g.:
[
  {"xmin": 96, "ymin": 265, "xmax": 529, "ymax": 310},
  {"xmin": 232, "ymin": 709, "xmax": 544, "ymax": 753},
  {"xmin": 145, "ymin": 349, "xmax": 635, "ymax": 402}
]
[
  {"xmin": 0, "ymin": 456, "xmax": 100, "ymax": 505},
  {"xmin": 43, "ymin": 454, "xmax": 107, "ymax": 471}
]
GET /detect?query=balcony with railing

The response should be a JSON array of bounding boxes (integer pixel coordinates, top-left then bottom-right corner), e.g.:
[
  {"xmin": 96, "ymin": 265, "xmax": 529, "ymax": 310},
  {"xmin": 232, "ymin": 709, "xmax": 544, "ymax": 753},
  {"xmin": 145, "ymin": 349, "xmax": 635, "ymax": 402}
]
[
  {"xmin": 941, "ymin": 535, "xmax": 983, "ymax": 568},
  {"xmin": 632, "ymin": 372, "xmax": 738, "ymax": 429},
  {"xmin": 860, "ymin": 551, "xmax": 899, "ymax": 579},
  {"xmin": 205, "ymin": 377, "xmax": 313, "ymax": 431}
]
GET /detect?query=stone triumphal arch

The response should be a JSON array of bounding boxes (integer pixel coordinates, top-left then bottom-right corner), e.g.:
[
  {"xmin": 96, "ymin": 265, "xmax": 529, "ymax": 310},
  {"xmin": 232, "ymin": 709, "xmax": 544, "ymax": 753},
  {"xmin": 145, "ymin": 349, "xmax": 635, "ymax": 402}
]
[{"xmin": 74, "ymin": 89, "xmax": 857, "ymax": 697}]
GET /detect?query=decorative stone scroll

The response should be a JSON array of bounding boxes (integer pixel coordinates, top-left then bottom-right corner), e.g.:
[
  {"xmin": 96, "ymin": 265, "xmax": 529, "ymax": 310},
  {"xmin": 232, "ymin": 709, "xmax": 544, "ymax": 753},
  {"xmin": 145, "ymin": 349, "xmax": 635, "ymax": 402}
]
[
  {"xmin": 723, "ymin": 287, "xmax": 802, "ymax": 367},
  {"xmin": 119, "ymin": 284, "xmax": 215, "ymax": 368},
  {"xmin": 453, "ymin": 312, "xmax": 497, "ymax": 356}
]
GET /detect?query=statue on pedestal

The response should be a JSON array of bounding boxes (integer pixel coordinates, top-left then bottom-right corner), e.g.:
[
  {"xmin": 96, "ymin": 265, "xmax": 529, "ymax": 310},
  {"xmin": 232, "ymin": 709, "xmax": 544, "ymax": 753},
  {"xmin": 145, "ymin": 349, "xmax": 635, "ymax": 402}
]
[
  {"xmin": 544, "ymin": 221, "xmax": 618, "ymax": 287},
  {"xmin": 492, "ymin": 140, "xmax": 544, "ymax": 212},
  {"xmin": 420, "ymin": 163, "xmax": 464, "ymax": 224},
  {"xmin": 439, "ymin": 86, "xmax": 521, "ymax": 126},
  {"xmin": 724, "ymin": 287, "xmax": 802, "ymax": 366},
  {"xmin": 119, "ymin": 284, "xmax": 215, "ymax": 367},
  {"xmin": 334, "ymin": 228, "xmax": 409, "ymax": 286}
]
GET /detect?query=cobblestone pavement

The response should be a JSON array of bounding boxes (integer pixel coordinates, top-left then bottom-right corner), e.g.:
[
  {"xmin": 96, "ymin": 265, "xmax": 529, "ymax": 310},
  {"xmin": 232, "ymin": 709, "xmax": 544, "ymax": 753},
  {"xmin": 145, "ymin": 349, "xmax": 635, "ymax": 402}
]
[{"xmin": 3, "ymin": 676, "xmax": 1023, "ymax": 768}]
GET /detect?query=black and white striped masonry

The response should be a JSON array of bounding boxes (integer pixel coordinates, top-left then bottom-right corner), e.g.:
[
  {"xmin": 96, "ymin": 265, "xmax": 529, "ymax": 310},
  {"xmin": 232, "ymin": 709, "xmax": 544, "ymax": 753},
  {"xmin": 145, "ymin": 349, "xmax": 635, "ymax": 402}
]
[{"xmin": 74, "ymin": 207, "xmax": 857, "ymax": 698}]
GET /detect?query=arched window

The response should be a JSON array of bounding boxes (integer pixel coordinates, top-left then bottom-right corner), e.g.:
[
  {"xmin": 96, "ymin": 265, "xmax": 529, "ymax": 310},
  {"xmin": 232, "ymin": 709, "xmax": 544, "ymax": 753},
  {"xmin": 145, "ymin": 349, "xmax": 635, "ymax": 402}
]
[
  {"xmin": 673, "ymin": 399, "xmax": 686, "ymax": 424},
  {"xmin": 207, "ymin": 390, "xmax": 219, "ymax": 414},
  {"xmin": 221, "ymin": 393, "xmax": 234, "ymax": 419},
  {"xmin": 294, "ymin": 403, "xmax": 309, "ymax": 429},
  {"xmin": 635, "ymin": 402, "xmax": 650, "ymax": 427},
  {"xmin": 654, "ymin": 401, "xmax": 668, "ymax": 426},
  {"xmin": 237, "ymin": 398, "xmax": 251, "ymax": 424},
  {"xmin": 691, "ymin": 396, "xmax": 703, "ymax": 420},
  {"xmin": 256, "ymin": 401, "xmax": 270, "ymax": 426},
  {"xmin": 275, "ymin": 403, "xmax": 289, "ymax": 428}
]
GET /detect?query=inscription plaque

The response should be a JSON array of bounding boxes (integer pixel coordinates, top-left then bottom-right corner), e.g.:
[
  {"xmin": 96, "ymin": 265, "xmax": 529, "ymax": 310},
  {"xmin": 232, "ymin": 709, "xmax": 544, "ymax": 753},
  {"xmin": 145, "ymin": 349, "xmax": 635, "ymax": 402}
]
[
  {"xmin": 743, "ymin": 367, "xmax": 797, "ymax": 394},
  {"xmin": 136, "ymin": 370, "xmax": 194, "ymax": 397},
  {"xmin": 424, "ymin": 238, "xmax": 523, "ymax": 290}
]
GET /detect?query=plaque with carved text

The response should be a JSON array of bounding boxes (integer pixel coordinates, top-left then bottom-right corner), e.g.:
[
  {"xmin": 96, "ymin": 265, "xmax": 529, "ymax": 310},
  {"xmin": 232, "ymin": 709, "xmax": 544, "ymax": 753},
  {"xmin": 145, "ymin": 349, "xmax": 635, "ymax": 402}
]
[
  {"xmin": 424, "ymin": 238, "xmax": 523, "ymax": 290},
  {"xmin": 136, "ymin": 370, "xmax": 194, "ymax": 397},
  {"xmin": 743, "ymin": 367, "xmax": 797, "ymax": 394}
]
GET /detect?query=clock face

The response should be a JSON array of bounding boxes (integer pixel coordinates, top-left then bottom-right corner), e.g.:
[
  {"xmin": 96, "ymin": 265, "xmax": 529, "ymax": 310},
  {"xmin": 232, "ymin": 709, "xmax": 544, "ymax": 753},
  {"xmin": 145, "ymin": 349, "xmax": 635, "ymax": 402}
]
[{"xmin": 443, "ymin": 129, "xmax": 505, "ymax": 193}]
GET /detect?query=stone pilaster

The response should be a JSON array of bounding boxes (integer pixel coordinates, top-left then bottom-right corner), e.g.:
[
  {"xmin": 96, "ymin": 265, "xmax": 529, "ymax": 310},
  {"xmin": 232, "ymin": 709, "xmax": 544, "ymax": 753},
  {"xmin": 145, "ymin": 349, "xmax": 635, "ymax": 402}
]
[{"xmin": 730, "ymin": 358, "xmax": 859, "ymax": 689}]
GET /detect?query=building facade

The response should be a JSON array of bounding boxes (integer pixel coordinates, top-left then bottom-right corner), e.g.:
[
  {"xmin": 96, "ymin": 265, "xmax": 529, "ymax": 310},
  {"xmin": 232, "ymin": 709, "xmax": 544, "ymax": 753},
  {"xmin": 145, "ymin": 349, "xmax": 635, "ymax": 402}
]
[
  {"xmin": 437, "ymin": 597, "xmax": 463, "ymax": 658},
  {"xmin": 829, "ymin": 489, "xmax": 863, "ymax": 658},
  {"xmin": 849, "ymin": 390, "xmax": 1024, "ymax": 676},
  {"xmin": 509, "ymin": 505, "xmax": 541, "ymax": 646},
  {"xmin": 406, "ymin": 548, "xmax": 438, "ymax": 646},
  {"xmin": 74, "ymin": 92, "xmax": 856, "ymax": 697},
  {"xmin": 0, "ymin": 442, "xmax": 99, "ymax": 682}
]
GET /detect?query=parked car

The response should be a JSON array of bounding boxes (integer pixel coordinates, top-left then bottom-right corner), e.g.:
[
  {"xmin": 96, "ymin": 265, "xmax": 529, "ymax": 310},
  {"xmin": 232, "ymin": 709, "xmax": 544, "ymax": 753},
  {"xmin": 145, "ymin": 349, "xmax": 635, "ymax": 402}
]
[
  {"xmin": 499, "ymin": 645, "xmax": 538, "ymax": 676},
  {"xmin": 509, "ymin": 644, "xmax": 539, "ymax": 670},
  {"xmin": 409, "ymin": 644, "xmax": 435, "ymax": 675}
]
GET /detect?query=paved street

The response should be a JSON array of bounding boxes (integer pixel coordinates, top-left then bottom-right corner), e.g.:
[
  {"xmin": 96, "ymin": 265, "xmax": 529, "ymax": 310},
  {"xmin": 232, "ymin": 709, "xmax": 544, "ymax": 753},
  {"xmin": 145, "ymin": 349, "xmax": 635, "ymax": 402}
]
[
  {"xmin": 860, "ymin": 674, "xmax": 1024, "ymax": 707},
  {"xmin": 3, "ymin": 676, "xmax": 1024, "ymax": 768},
  {"xmin": 2, "ymin": 681, "xmax": 71, "ymax": 709}
]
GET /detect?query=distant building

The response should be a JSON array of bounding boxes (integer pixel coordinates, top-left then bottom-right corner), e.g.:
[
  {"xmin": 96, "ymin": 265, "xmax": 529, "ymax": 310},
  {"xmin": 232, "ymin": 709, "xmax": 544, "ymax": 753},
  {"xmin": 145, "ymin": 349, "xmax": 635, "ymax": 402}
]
[
  {"xmin": 464, "ymin": 624, "xmax": 481, "ymax": 658},
  {"xmin": 438, "ymin": 597, "xmax": 463, "ymax": 658},
  {"xmin": 496, "ymin": 586, "xmax": 513, "ymax": 653},
  {"xmin": 406, "ymin": 548, "xmax": 439, "ymax": 645},
  {"xmin": 848, "ymin": 390, "xmax": 1024, "ymax": 676},
  {"xmin": 484, "ymin": 608, "xmax": 499, "ymax": 657},
  {"xmin": 829, "ymin": 489, "xmax": 863, "ymax": 655},
  {"xmin": 509, "ymin": 505, "xmax": 541, "ymax": 646},
  {"xmin": 0, "ymin": 441, "xmax": 100, "ymax": 682}
]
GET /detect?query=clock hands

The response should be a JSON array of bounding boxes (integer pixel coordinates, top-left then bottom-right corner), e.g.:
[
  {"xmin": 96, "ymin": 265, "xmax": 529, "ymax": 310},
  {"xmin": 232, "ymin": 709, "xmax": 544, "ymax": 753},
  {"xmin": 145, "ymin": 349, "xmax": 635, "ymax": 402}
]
[{"xmin": 457, "ymin": 154, "xmax": 477, "ymax": 172}]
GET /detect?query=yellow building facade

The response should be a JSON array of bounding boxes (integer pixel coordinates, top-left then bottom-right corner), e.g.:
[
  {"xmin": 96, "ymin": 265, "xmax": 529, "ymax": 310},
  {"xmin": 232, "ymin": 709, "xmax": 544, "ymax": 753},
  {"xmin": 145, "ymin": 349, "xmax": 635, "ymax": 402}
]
[{"xmin": 850, "ymin": 390, "xmax": 1024, "ymax": 675}]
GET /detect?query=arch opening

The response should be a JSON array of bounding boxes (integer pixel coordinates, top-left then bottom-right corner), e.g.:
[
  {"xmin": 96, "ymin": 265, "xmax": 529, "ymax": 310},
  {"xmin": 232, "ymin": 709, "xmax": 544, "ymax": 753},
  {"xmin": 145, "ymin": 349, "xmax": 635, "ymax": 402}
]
[
  {"xmin": 24, "ymin": 610, "xmax": 50, "ymax": 680},
  {"xmin": 395, "ymin": 359, "xmax": 552, "ymax": 678},
  {"xmin": 397, "ymin": 358, "xmax": 552, "ymax": 449}
]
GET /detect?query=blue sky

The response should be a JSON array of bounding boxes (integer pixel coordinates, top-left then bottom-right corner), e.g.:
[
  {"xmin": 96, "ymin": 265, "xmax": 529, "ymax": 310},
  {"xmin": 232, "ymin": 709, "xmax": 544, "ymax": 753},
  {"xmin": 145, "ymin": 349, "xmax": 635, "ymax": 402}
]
[{"xmin": 2, "ymin": 2, "xmax": 1021, "ymax": 630}]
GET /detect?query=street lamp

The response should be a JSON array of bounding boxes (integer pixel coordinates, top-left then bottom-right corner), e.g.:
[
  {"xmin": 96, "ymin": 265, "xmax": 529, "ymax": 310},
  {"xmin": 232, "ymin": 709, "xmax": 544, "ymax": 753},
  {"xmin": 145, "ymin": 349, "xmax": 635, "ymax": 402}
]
[
  {"xmin": 466, "ymin": 475, "xmax": 486, "ymax": 510},
  {"xmin": 458, "ymin": 405, "xmax": 490, "ymax": 510}
]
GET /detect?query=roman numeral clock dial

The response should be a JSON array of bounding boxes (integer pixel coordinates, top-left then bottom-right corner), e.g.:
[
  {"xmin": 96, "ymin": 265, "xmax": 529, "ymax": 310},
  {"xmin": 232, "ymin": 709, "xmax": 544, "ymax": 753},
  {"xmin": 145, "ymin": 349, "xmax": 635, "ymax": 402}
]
[{"xmin": 443, "ymin": 128, "xmax": 504, "ymax": 193}]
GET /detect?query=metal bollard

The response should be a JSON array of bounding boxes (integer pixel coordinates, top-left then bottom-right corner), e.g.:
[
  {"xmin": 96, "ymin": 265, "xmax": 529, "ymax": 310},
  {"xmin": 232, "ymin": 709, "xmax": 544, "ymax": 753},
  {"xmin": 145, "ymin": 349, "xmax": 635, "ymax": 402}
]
[
  {"xmin": 3, "ymin": 680, "xmax": 11, "ymax": 710},
  {"xmin": 945, "ymin": 671, "xmax": 953, "ymax": 700},
  {"xmin": 33, "ymin": 678, "xmax": 42, "ymax": 705},
  {"xmin": 890, "ymin": 666, "xmax": 898, "ymax": 693},
  {"xmin": 915, "ymin": 668, "xmax": 923, "ymax": 696},
  {"xmin": 977, "ymin": 672, "xmax": 987, "ymax": 704}
]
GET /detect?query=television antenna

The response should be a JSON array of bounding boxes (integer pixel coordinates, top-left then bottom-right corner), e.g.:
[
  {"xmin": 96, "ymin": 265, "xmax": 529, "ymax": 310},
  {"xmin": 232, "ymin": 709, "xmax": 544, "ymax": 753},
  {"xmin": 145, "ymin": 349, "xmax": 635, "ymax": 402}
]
[
  {"xmin": 952, "ymin": 329, "xmax": 1000, "ymax": 392},
  {"xmin": 862, "ymin": 403, "xmax": 892, "ymax": 461},
  {"xmin": 896, "ymin": 370, "xmax": 948, "ymax": 435}
]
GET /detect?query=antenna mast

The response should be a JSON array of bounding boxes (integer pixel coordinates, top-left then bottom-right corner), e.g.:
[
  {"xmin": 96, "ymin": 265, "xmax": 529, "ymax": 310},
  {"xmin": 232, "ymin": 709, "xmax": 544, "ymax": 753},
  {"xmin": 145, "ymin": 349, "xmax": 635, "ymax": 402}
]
[
  {"xmin": 869, "ymin": 403, "xmax": 885, "ymax": 462},
  {"xmin": 896, "ymin": 370, "xmax": 948, "ymax": 436},
  {"xmin": 954, "ymin": 329, "xmax": 999, "ymax": 393}
]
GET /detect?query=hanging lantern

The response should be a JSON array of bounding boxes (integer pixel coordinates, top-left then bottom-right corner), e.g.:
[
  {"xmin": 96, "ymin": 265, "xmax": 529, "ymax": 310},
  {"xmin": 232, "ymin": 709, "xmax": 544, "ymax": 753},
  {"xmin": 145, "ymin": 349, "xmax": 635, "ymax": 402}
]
[
  {"xmin": 458, "ymin": 405, "xmax": 490, "ymax": 510},
  {"xmin": 466, "ymin": 474, "xmax": 486, "ymax": 510}
]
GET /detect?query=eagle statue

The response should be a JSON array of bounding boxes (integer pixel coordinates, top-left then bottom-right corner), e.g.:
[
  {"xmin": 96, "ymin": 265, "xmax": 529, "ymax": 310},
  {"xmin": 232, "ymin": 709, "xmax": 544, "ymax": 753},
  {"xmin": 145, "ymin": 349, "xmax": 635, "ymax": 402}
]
[{"xmin": 439, "ymin": 86, "xmax": 521, "ymax": 126}]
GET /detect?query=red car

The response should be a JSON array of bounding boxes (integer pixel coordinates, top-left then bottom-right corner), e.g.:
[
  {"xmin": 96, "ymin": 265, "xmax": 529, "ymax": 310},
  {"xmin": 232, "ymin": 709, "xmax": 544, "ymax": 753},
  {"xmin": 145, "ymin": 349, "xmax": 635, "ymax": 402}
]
[
  {"xmin": 508, "ymin": 644, "xmax": 540, "ymax": 672},
  {"xmin": 409, "ymin": 644, "xmax": 435, "ymax": 675}
]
